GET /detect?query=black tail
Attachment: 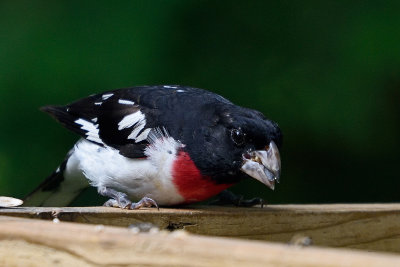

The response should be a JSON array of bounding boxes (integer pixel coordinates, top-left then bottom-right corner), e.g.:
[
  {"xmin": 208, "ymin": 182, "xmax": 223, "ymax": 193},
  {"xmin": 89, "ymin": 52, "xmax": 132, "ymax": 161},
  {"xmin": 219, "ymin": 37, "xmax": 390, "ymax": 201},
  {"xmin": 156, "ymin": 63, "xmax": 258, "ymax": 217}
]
[{"xmin": 41, "ymin": 105, "xmax": 87, "ymax": 137}]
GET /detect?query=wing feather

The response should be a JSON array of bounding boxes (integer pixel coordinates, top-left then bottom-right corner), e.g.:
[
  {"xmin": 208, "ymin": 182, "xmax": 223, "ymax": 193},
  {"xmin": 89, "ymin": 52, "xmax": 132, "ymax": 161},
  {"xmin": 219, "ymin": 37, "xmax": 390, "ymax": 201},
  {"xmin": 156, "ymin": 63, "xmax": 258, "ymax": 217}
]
[
  {"xmin": 41, "ymin": 88, "xmax": 157, "ymax": 158},
  {"xmin": 41, "ymin": 85, "xmax": 229, "ymax": 158}
]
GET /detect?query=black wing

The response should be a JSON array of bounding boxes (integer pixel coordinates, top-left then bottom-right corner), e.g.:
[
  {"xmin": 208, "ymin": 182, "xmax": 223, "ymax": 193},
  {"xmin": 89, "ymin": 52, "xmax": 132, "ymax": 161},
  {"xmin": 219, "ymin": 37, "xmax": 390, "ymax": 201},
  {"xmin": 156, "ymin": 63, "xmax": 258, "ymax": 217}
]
[{"xmin": 42, "ymin": 85, "xmax": 232, "ymax": 158}]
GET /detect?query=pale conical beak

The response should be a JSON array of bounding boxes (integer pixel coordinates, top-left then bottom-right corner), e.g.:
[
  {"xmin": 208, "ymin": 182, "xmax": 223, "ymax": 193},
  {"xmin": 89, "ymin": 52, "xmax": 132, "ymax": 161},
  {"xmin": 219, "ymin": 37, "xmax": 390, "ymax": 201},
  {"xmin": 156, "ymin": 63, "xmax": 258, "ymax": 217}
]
[{"xmin": 240, "ymin": 141, "xmax": 281, "ymax": 190}]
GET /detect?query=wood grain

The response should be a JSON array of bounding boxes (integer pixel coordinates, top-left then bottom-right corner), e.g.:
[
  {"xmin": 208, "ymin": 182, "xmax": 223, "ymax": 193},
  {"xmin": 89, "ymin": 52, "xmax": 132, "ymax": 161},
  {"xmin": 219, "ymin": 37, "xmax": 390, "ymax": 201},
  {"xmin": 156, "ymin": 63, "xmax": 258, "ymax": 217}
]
[
  {"xmin": 2, "ymin": 204, "xmax": 400, "ymax": 253},
  {"xmin": 1, "ymin": 215, "xmax": 400, "ymax": 267}
]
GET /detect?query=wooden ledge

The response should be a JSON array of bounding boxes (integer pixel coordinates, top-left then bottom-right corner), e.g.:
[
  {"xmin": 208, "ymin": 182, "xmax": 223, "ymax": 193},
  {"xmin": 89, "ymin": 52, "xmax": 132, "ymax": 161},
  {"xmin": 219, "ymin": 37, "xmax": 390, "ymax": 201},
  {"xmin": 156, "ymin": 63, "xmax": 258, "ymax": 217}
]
[
  {"xmin": 1, "ymin": 215, "xmax": 400, "ymax": 267},
  {"xmin": 1, "ymin": 204, "xmax": 400, "ymax": 253}
]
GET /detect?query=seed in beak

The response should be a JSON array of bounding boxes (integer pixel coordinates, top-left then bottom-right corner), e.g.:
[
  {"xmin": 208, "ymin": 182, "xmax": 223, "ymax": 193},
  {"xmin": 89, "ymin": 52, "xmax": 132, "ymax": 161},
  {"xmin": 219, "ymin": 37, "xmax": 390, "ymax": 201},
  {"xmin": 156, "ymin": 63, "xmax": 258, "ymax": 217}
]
[{"xmin": 252, "ymin": 155, "xmax": 262, "ymax": 164}]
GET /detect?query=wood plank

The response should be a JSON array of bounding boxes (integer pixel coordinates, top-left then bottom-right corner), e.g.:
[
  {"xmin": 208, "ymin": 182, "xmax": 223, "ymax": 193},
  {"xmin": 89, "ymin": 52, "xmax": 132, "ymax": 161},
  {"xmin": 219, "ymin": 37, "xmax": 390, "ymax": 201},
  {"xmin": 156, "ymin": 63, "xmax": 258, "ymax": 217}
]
[
  {"xmin": 1, "ymin": 215, "xmax": 400, "ymax": 267},
  {"xmin": 2, "ymin": 204, "xmax": 400, "ymax": 253}
]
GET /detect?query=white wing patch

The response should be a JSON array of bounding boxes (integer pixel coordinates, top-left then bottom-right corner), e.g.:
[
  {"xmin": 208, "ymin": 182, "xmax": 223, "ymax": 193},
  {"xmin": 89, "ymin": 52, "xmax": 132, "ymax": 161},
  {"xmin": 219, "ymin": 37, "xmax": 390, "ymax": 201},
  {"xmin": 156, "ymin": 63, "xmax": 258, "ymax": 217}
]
[
  {"xmin": 118, "ymin": 112, "xmax": 144, "ymax": 130},
  {"xmin": 135, "ymin": 128, "xmax": 151, "ymax": 143},
  {"xmin": 75, "ymin": 119, "xmax": 102, "ymax": 144},
  {"xmin": 127, "ymin": 121, "xmax": 146, "ymax": 140},
  {"xmin": 118, "ymin": 99, "xmax": 135, "ymax": 105},
  {"xmin": 118, "ymin": 110, "xmax": 151, "ymax": 143},
  {"xmin": 163, "ymin": 85, "xmax": 178, "ymax": 89},
  {"xmin": 102, "ymin": 93, "xmax": 113, "ymax": 100}
]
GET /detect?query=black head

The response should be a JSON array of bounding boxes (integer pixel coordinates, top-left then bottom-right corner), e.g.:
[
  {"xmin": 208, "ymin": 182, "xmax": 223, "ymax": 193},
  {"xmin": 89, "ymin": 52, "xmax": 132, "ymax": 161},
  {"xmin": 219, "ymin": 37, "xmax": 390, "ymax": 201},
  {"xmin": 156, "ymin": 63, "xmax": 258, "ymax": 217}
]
[{"xmin": 184, "ymin": 103, "xmax": 282, "ymax": 188}]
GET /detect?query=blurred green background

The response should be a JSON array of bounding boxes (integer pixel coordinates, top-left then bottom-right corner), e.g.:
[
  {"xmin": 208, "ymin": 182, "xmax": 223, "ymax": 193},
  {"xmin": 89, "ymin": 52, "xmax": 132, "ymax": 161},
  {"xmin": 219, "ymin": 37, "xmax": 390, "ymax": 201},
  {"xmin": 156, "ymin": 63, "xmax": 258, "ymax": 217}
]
[{"xmin": 0, "ymin": 1, "xmax": 399, "ymax": 205}]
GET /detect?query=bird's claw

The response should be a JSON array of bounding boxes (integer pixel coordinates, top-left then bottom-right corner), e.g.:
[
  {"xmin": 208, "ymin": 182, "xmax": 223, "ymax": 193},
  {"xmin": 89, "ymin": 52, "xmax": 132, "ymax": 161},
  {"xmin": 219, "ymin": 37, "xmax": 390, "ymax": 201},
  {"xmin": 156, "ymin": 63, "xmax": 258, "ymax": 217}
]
[
  {"xmin": 131, "ymin": 197, "xmax": 159, "ymax": 210},
  {"xmin": 100, "ymin": 187, "xmax": 158, "ymax": 210},
  {"xmin": 104, "ymin": 196, "xmax": 159, "ymax": 210},
  {"xmin": 237, "ymin": 197, "xmax": 265, "ymax": 208},
  {"xmin": 103, "ymin": 198, "xmax": 131, "ymax": 209},
  {"xmin": 103, "ymin": 199, "xmax": 118, "ymax": 207},
  {"xmin": 210, "ymin": 190, "xmax": 266, "ymax": 208}
]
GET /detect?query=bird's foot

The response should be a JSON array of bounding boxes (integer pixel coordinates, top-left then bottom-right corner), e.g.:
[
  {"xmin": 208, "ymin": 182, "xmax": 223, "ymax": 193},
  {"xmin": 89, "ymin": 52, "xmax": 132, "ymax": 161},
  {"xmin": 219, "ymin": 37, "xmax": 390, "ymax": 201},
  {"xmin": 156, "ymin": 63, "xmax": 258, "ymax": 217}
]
[
  {"xmin": 210, "ymin": 190, "xmax": 265, "ymax": 208},
  {"xmin": 130, "ymin": 197, "xmax": 159, "ymax": 210},
  {"xmin": 103, "ymin": 198, "xmax": 130, "ymax": 209},
  {"xmin": 103, "ymin": 196, "xmax": 158, "ymax": 210},
  {"xmin": 99, "ymin": 187, "xmax": 158, "ymax": 210},
  {"xmin": 100, "ymin": 188, "xmax": 131, "ymax": 208},
  {"xmin": 103, "ymin": 194, "xmax": 132, "ymax": 209}
]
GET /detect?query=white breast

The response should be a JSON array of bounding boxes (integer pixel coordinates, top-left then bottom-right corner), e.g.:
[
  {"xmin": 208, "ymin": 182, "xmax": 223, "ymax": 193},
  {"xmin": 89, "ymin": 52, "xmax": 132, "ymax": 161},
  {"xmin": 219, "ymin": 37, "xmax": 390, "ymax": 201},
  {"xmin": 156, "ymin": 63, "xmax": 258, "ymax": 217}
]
[{"xmin": 68, "ymin": 138, "xmax": 185, "ymax": 205}]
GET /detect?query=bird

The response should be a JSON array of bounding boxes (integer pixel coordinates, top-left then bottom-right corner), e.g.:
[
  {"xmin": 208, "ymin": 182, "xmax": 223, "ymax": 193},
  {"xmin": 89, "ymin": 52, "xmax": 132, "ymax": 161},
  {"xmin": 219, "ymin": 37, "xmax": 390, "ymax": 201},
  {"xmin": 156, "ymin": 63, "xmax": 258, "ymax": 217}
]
[{"xmin": 24, "ymin": 85, "xmax": 282, "ymax": 209}]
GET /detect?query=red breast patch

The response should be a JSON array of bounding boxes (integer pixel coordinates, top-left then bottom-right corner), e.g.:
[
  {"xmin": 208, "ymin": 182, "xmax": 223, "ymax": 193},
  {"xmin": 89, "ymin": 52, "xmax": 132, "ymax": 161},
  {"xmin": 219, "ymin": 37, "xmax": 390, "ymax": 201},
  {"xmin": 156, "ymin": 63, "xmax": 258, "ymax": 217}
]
[{"xmin": 172, "ymin": 151, "xmax": 232, "ymax": 203}]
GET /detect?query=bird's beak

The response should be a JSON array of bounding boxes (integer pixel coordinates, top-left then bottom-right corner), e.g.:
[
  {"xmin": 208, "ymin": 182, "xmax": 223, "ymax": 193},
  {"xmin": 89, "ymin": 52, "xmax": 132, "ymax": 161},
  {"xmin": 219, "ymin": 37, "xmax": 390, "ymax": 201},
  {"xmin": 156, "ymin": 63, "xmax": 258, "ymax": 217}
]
[{"xmin": 240, "ymin": 141, "xmax": 281, "ymax": 190}]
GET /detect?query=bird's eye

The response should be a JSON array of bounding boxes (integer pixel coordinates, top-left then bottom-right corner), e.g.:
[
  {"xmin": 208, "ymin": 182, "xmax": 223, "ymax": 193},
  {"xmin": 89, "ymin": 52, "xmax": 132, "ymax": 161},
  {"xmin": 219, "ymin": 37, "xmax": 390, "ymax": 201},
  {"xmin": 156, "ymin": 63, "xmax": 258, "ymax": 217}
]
[{"xmin": 230, "ymin": 128, "xmax": 246, "ymax": 146}]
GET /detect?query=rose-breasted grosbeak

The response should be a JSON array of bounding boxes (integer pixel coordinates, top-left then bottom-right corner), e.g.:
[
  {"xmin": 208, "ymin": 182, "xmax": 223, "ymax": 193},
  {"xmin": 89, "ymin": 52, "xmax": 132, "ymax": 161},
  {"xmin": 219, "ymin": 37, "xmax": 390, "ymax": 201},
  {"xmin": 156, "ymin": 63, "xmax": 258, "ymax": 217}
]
[{"xmin": 25, "ymin": 85, "xmax": 282, "ymax": 209}]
